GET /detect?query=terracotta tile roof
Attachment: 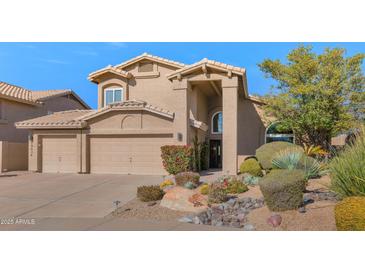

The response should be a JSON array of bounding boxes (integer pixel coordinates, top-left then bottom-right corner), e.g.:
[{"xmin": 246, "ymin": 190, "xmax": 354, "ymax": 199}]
[
  {"xmin": 88, "ymin": 65, "xmax": 132, "ymax": 82},
  {"xmin": 0, "ymin": 81, "xmax": 38, "ymax": 105},
  {"xmin": 31, "ymin": 89, "xmax": 72, "ymax": 100},
  {"xmin": 16, "ymin": 100, "xmax": 174, "ymax": 129},
  {"xmin": 167, "ymin": 58, "xmax": 246, "ymax": 79},
  {"xmin": 115, "ymin": 52, "xmax": 186, "ymax": 70},
  {"xmin": 15, "ymin": 109, "xmax": 95, "ymax": 128},
  {"xmin": 81, "ymin": 100, "xmax": 174, "ymax": 120}
]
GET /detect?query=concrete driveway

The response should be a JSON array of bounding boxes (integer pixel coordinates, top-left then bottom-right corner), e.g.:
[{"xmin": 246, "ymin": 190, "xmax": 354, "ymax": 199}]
[
  {"xmin": 0, "ymin": 171, "xmax": 236, "ymax": 231},
  {"xmin": 0, "ymin": 172, "xmax": 162, "ymax": 219}
]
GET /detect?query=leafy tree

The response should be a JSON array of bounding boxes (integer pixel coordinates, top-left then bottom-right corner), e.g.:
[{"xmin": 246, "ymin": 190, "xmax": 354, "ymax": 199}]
[{"xmin": 259, "ymin": 45, "xmax": 365, "ymax": 148}]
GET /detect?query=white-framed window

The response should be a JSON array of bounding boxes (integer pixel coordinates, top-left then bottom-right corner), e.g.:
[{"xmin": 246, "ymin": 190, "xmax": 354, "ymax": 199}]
[
  {"xmin": 104, "ymin": 88, "xmax": 124, "ymax": 106},
  {"xmin": 265, "ymin": 122, "xmax": 294, "ymax": 143},
  {"xmin": 211, "ymin": 111, "xmax": 223, "ymax": 134}
]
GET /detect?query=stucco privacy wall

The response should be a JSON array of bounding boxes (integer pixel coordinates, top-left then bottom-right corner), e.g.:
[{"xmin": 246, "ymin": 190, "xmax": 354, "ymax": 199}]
[{"xmin": 0, "ymin": 141, "xmax": 28, "ymax": 172}]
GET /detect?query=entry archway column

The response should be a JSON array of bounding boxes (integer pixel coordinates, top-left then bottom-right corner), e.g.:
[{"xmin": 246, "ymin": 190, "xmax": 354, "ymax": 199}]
[{"xmin": 222, "ymin": 77, "xmax": 239, "ymax": 175}]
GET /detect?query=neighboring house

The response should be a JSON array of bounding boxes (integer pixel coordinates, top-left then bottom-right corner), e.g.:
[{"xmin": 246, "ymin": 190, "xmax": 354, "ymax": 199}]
[
  {"xmin": 16, "ymin": 53, "xmax": 268, "ymax": 175},
  {"xmin": 0, "ymin": 81, "xmax": 90, "ymax": 172}
]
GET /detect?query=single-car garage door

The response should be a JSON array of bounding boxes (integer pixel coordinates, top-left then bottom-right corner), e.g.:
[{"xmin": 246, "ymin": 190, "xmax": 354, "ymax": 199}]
[
  {"xmin": 42, "ymin": 136, "xmax": 78, "ymax": 173},
  {"xmin": 89, "ymin": 135, "xmax": 172, "ymax": 175}
]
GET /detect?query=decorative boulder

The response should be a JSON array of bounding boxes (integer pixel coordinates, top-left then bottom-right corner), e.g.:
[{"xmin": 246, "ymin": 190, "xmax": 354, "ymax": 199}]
[
  {"xmin": 160, "ymin": 187, "xmax": 207, "ymax": 212},
  {"xmin": 267, "ymin": 214, "xmax": 282, "ymax": 227}
]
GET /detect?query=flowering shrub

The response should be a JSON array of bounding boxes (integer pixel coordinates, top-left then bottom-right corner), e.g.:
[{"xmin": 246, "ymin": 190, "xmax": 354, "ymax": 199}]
[
  {"xmin": 161, "ymin": 145, "xmax": 193, "ymax": 175},
  {"xmin": 175, "ymin": 171, "xmax": 200, "ymax": 186},
  {"xmin": 208, "ymin": 183, "xmax": 228, "ymax": 203}
]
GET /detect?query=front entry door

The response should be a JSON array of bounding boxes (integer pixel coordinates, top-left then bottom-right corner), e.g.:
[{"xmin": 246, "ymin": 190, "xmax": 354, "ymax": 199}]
[{"xmin": 209, "ymin": 140, "xmax": 222, "ymax": 169}]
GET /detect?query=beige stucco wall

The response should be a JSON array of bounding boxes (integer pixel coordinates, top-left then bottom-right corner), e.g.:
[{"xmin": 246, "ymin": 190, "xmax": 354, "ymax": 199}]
[
  {"xmin": 237, "ymin": 100, "xmax": 266, "ymax": 166},
  {"xmin": 0, "ymin": 141, "xmax": 28, "ymax": 172},
  {"xmin": 87, "ymin": 109, "xmax": 174, "ymax": 134}
]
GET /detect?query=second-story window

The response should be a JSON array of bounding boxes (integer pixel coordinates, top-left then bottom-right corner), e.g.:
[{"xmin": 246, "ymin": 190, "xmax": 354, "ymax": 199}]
[{"xmin": 105, "ymin": 88, "xmax": 123, "ymax": 106}]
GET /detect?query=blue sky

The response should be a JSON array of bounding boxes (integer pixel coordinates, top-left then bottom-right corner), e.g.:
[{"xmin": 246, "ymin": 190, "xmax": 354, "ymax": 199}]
[{"xmin": 0, "ymin": 42, "xmax": 364, "ymax": 109}]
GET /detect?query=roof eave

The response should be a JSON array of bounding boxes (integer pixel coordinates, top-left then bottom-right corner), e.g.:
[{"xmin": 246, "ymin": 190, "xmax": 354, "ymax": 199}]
[{"xmin": 0, "ymin": 93, "xmax": 41, "ymax": 106}]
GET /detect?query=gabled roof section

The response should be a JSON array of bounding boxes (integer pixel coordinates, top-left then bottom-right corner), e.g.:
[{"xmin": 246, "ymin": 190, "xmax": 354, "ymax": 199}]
[
  {"xmin": 80, "ymin": 100, "xmax": 174, "ymax": 121},
  {"xmin": 31, "ymin": 89, "xmax": 90, "ymax": 109},
  {"xmin": 115, "ymin": 52, "xmax": 186, "ymax": 70},
  {"xmin": 0, "ymin": 81, "xmax": 40, "ymax": 106},
  {"xmin": 88, "ymin": 65, "xmax": 133, "ymax": 83},
  {"xmin": 15, "ymin": 109, "xmax": 94, "ymax": 129},
  {"xmin": 167, "ymin": 58, "xmax": 246, "ymax": 80}
]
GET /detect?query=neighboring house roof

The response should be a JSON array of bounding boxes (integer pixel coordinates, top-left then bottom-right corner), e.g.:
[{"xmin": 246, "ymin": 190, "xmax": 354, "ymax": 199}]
[
  {"xmin": 31, "ymin": 89, "xmax": 90, "ymax": 109},
  {"xmin": 115, "ymin": 52, "xmax": 186, "ymax": 70},
  {"xmin": 16, "ymin": 100, "xmax": 174, "ymax": 129},
  {"xmin": 0, "ymin": 81, "xmax": 90, "ymax": 109},
  {"xmin": 15, "ymin": 109, "xmax": 94, "ymax": 129},
  {"xmin": 0, "ymin": 81, "xmax": 39, "ymax": 105}
]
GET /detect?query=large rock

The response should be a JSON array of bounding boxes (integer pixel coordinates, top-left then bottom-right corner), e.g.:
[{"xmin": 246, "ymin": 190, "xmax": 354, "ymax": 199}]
[{"xmin": 160, "ymin": 187, "xmax": 207, "ymax": 212}]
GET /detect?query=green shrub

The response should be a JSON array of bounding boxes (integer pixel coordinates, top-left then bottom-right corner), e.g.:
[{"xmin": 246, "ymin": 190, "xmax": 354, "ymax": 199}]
[
  {"xmin": 161, "ymin": 145, "xmax": 193, "ymax": 175},
  {"xmin": 175, "ymin": 171, "xmax": 200, "ymax": 186},
  {"xmin": 239, "ymin": 158, "xmax": 263, "ymax": 176},
  {"xmin": 184, "ymin": 181, "xmax": 196, "ymax": 189},
  {"xmin": 226, "ymin": 180, "xmax": 248, "ymax": 194},
  {"xmin": 256, "ymin": 141, "xmax": 300, "ymax": 170},
  {"xmin": 259, "ymin": 169, "xmax": 306, "ymax": 211},
  {"xmin": 335, "ymin": 197, "xmax": 365, "ymax": 231},
  {"xmin": 137, "ymin": 185, "xmax": 165, "ymax": 202},
  {"xmin": 330, "ymin": 128, "xmax": 365, "ymax": 197},
  {"xmin": 208, "ymin": 183, "xmax": 228, "ymax": 203}
]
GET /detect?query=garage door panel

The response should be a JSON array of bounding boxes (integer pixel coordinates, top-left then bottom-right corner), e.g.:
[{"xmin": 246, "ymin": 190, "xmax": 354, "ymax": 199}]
[
  {"xmin": 90, "ymin": 136, "xmax": 172, "ymax": 175},
  {"xmin": 42, "ymin": 136, "xmax": 77, "ymax": 173}
]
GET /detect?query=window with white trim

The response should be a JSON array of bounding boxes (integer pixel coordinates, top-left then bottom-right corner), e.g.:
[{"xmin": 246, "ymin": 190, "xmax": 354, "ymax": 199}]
[
  {"xmin": 211, "ymin": 111, "xmax": 223, "ymax": 134},
  {"xmin": 265, "ymin": 122, "xmax": 294, "ymax": 143},
  {"xmin": 104, "ymin": 88, "xmax": 124, "ymax": 106}
]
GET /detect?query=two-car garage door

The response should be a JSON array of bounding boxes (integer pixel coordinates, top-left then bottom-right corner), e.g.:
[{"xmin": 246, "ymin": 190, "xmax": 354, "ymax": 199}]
[
  {"xmin": 90, "ymin": 136, "xmax": 171, "ymax": 175},
  {"xmin": 41, "ymin": 135, "xmax": 172, "ymax": 175}
]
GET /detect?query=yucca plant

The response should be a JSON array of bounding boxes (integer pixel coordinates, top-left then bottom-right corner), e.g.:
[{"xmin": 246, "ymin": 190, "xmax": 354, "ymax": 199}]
[
  {"xmin": 330, "ymin": 127, "xmax": 365, "ymax": 197},
  {"xmin": 272, "ymin": 148, "xmax": 303, "ymax": 170},
  {"xmin": 272, "ymin": 148, "xmax": 327, "ymax": 179}
]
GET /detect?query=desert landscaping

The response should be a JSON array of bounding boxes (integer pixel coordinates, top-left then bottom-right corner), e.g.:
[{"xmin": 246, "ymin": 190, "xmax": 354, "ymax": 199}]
[{"xmin": 111, "ymin": 131, "xmax": 365, "ymax": 231}]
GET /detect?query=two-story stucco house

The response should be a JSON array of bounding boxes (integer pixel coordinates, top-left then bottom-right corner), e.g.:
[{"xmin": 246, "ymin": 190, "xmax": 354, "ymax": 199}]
[
  {"xmin": 0, "ymin": 81, "xmax": 90, "ymax": 172},
  {"xmin": 16, "ymin": 53, "xmax": 267, "ymax": 175}
]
